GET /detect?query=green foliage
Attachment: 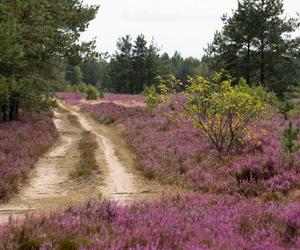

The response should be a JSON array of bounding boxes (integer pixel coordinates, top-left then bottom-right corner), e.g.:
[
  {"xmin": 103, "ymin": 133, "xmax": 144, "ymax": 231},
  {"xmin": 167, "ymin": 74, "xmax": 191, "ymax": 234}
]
[
  {"xmin": 278, "ymin": 100, "xmax": 295, "ymax": 120},
  {"xmin": 159, "ymin": 71, "xmax": 274, "ymax": 154},
  {"xmin": 85, "ymin": 85, "xmax": 99, "ymax": 100},
  {"xmin": 142, "ymin": 85, "xmax": 160, "ymax": 111},
  {"xmin": 97, "ymin": 87, "xmax": 104, "ymax": 98},
  {"xmin": 58, "ymin": 37, "xmax": 210, "ymax": 95},
  {"xmin": 76, "ymin": 82, "xmax": 88, "ymax": 94},
  {"xmin": 65, "ymin": 65, "xmax": 84, "ymax": 86},
  {"xmin": 108, "ymin": 35, "xmax": 210, "ymax": 94},
  {"xmin": 206, "ymin": 0, "xmax": 300, "ymax": 95},
  {"xmin": 0, "ymin": 0, "xmax": 99, "ymax": 121},
  {"xmin": 282, "ymin": 122, "xmax": 300, "ymax": 154}
]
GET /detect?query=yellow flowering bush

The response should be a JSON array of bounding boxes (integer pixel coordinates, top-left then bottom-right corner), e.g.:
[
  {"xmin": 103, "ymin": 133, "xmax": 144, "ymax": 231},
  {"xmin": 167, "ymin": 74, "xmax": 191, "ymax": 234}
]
[{"xmin": 159, "ymin": 71, "xmax": 275, "ymax": 154}]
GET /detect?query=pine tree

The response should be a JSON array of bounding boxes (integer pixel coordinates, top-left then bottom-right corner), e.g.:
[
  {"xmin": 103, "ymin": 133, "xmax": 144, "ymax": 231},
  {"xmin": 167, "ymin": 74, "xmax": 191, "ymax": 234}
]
[
  {"xmin": 110, "ymin": 35, "xmax": 133, "ymax": 93},
  {"xmin": 73, "ymin": 66, "xmax": 83, "ymax": 85},
  {"xmin": 132, "ymin": 34, "xmax": 148, "ymax": 93},
  {"xmin": 146, "ymin": 40, "xmax": 160, "ymax": 86},
  {"xmin": 158, "ymin": 53, "xmax": 172, "ymax": 79},
  {"xmin": 0, "ymin": 0, "xmax": 99, "ymax": 121},
  {"xmin": 207, "ymin": 0, "xmax": 300, "ymax": 94}
]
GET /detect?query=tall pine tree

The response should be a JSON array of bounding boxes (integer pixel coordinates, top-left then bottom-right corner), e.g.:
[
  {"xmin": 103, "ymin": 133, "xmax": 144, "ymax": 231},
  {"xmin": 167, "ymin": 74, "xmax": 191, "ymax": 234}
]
[
  {"xmin": 132, "ymin": 34, "xmax": 148, "ymax": 93},
  {"xmin": 207, "ymin": 0, "xmax": 300, "ymax": 94},
  {"xmin": 110, "ymin": 35, "xmax": 133, "ymax": 93},
  {"xmin": 0, "ymin": 0, "xmax": 99, "ymax": 121}
]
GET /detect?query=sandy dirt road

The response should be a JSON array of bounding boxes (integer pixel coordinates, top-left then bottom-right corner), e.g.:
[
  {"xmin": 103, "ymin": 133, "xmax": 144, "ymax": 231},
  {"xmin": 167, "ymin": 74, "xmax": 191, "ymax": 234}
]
[{"xmin": 0, "ymin": 101, "xmax": 163, "ymax": 224}]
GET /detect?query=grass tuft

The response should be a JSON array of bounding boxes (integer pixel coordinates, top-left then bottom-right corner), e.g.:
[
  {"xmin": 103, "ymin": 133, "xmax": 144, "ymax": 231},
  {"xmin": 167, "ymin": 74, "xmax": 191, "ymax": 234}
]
[{"xmin": 72, "ymin": 131, "xmax": 98, "ymax": 178}]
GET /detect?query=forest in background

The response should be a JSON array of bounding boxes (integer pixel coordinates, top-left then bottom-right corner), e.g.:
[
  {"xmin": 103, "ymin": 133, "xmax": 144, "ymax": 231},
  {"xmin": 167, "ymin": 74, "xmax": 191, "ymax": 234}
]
[
  {"xmin": 1, "ymin": 0, "xmax": 300, "ymax": 124},
  {"xmin": 56, "ymin": 0, "xmax": 300, "ymax": 97},
  {"xmin": 55, "ymin": 35, "xmax": 211, "ymax": 94}
]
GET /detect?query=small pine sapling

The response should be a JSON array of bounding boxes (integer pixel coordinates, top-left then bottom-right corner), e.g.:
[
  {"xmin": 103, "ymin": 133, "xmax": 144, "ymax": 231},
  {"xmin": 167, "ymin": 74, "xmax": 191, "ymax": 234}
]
[
  {"xmin": 282, "ymin": 122, "xmax": 300, "ymax": 167},
  {"xmin": 282, "ymin": 122, "xmax": 300, "ymax": 154},
  {"xmin": 142, "ymin": 85, "xmax": 160, "ymax": 112},
  {"xmin": 278, "ymin": 100, "xmax": 294, "ymax": 120}
]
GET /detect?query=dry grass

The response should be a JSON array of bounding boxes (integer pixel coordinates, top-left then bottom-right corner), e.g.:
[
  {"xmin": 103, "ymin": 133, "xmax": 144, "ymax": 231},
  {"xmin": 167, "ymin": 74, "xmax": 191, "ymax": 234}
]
[
  {"xmin": 72, "ymin": 131, "xmax": 99, "ymax": 178},
  {"xmin": 67, "ymin": 114, "xmax": 81, "ymax": 127}
]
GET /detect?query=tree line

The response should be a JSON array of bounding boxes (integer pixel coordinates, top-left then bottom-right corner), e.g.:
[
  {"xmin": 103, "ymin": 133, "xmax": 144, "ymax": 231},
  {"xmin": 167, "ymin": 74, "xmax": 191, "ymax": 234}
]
[
  {"xmin": 56, "ymin": 35, "xmax": 210, "ymax": 94},
  {"xmin": 1, "ymin": 0, "xmax": 299, "ymax": 123},
  {"xmin": 57, "ymin": 0, "xmax": 299, "ymax": 97},
  {"xmin": 0, "ymin": 0, "xmax": 98, "ymax": 122},
  {"xmin": 206, "ymin": 0, "xmax": 300, "ymax": 95}
]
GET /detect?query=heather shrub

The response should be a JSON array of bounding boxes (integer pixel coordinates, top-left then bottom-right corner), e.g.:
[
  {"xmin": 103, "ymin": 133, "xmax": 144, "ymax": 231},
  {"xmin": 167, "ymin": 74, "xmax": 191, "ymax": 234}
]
[
  {"xmin": 60, "ymin": 93, "xmax": 300, "ymax": 197},
  {"xmin": 159, "ymin": 71, "xmax": 275, "ymax": 154},
  {"xmin": 2, "ymin": 195, "xmax": 300, "ymax": 249},
  {"xmin": 0, "ymin": 114, "xmax": 57, "ymax": 201}
]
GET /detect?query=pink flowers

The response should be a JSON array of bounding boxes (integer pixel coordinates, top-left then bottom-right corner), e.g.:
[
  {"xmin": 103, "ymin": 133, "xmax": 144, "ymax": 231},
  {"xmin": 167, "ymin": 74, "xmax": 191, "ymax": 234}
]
[
  {"xmin": 59, "ymin": 93, "xmax": 300, "ymax": 197},
  {"xmin": 40, "ymin": 92, "xmax": 300, "ymax": 249},
  {"xmin": 1, "ymin": 194, "xmax": 300, "ymax": 249},
  {"xmin": 0, "ymin": 114, "xmax": 57, "ymax": 201},
  {"xmin": 76, "ymin": 98, "xmax": 300, "ymax": 197}
]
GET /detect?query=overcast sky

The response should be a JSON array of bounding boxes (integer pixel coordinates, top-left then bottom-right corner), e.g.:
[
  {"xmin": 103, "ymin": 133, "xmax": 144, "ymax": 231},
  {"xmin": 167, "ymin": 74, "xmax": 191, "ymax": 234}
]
[{"xmin": 82, "ymin": 0, "xmax": 300, "ymax": 58}]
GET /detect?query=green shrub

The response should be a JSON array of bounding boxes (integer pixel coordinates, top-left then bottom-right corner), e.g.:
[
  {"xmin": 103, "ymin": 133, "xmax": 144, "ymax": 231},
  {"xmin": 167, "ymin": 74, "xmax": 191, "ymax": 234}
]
[
  {"xmin": 97, "ymin": 87, "xmax": 104, "ymax": 98},
  {"xmin": 282, "ymin": 122, "xmax": 300, "ymax": 168},
  {"xmin": 282, "ymin": 122, "xmax": 300, "ymax": 154},
  {"xmin": 85, "ymin": 85, "xmax": 99, "ymax": 100},
  {"xmin": 159, "ymin": 71, "xmax": 274, "ymax": 154},
  {"xmin": 76, "ymin": 82, "xmax": 88, "ymax": 94},
  {"xmin": 278, "ymin": 100, "xmax": 294, "ymax": 120},
  {"xmin": 142, "ymin": 85, "xmax": 160, "ymax": 111}
]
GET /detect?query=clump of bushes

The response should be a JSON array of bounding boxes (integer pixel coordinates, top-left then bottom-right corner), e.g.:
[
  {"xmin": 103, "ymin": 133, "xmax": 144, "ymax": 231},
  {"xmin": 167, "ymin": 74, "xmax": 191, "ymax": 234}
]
[
  {"xmin": 85, "ymin": 85, "xmax": 100, "ymax": 100},
  {"xmin": 60, "ymin": 82, "xmax": 103, "ymax": 101}
]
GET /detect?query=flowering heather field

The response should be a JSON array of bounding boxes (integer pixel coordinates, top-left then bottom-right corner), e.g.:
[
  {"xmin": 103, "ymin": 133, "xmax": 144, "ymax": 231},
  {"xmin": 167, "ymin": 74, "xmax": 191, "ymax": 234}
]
[
  {"xmin": 104, "ymin": 93, "xmax": 145, "ymax": 103},
  {"xmin": 60, "ymin": 93, "xmax": 300, "ymax": 198},
  {"xmin": 57, "ymin": 92, "xmax": 84, "ymax": 106},
  {"xmin": 1, "ymin": 194, "xmax": 300, "ymax": 249},
  {"xmin": 0, "ymin": 114, "xmax": 57, "ymax": 202},
  {"xmin": 41, "ymin": 92, "xmax": 300, "ymax": 249}
]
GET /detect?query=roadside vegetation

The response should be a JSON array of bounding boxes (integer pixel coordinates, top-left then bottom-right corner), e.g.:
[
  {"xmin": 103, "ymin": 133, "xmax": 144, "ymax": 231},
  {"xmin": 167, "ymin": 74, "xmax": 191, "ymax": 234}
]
[
  {"xmin": 0, "ymin": 114, "xmax": 57, "ymax": 202},
  {"xmin": 60, "ymin": 79, "xmax": 300, "ymax": 199},
  {"xmin": 72, "ymin": 131, "xmax": 99, "ymax": 179}
]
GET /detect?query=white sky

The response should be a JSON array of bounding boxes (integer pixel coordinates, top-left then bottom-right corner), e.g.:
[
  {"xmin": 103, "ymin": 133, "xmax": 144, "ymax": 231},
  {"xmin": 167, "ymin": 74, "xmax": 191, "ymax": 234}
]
[{"xmin": 82, "ymin": 0, "xmax": 300, "ymax": 58}]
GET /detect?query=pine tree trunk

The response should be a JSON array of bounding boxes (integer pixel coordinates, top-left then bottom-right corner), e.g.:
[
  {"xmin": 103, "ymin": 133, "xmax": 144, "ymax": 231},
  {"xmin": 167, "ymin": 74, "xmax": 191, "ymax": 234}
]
[
  {"xmin": 9, "ymin": 96, "xmax": 19, "ymax": 121},
  {"xmin": 9, "ymin": 98, "xmax": 15, "ymax": 121},
  {"xmin": 260, "ymin": 41, "xmax": 265, "ymax": 85},
  {"xmin": 15, "ymin": 98, "xmax": 19, "ymax": 119},
  {"xmin": 2, "ymin": 105, "xmax": 8, "ymax": 122},
  {"xmin": 259, "ymin": 0, "xmax": 266, "ymax": 85},
  {"xmin": 246, "ymin": 40, "xmax": 251, "ymax": 84}
]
